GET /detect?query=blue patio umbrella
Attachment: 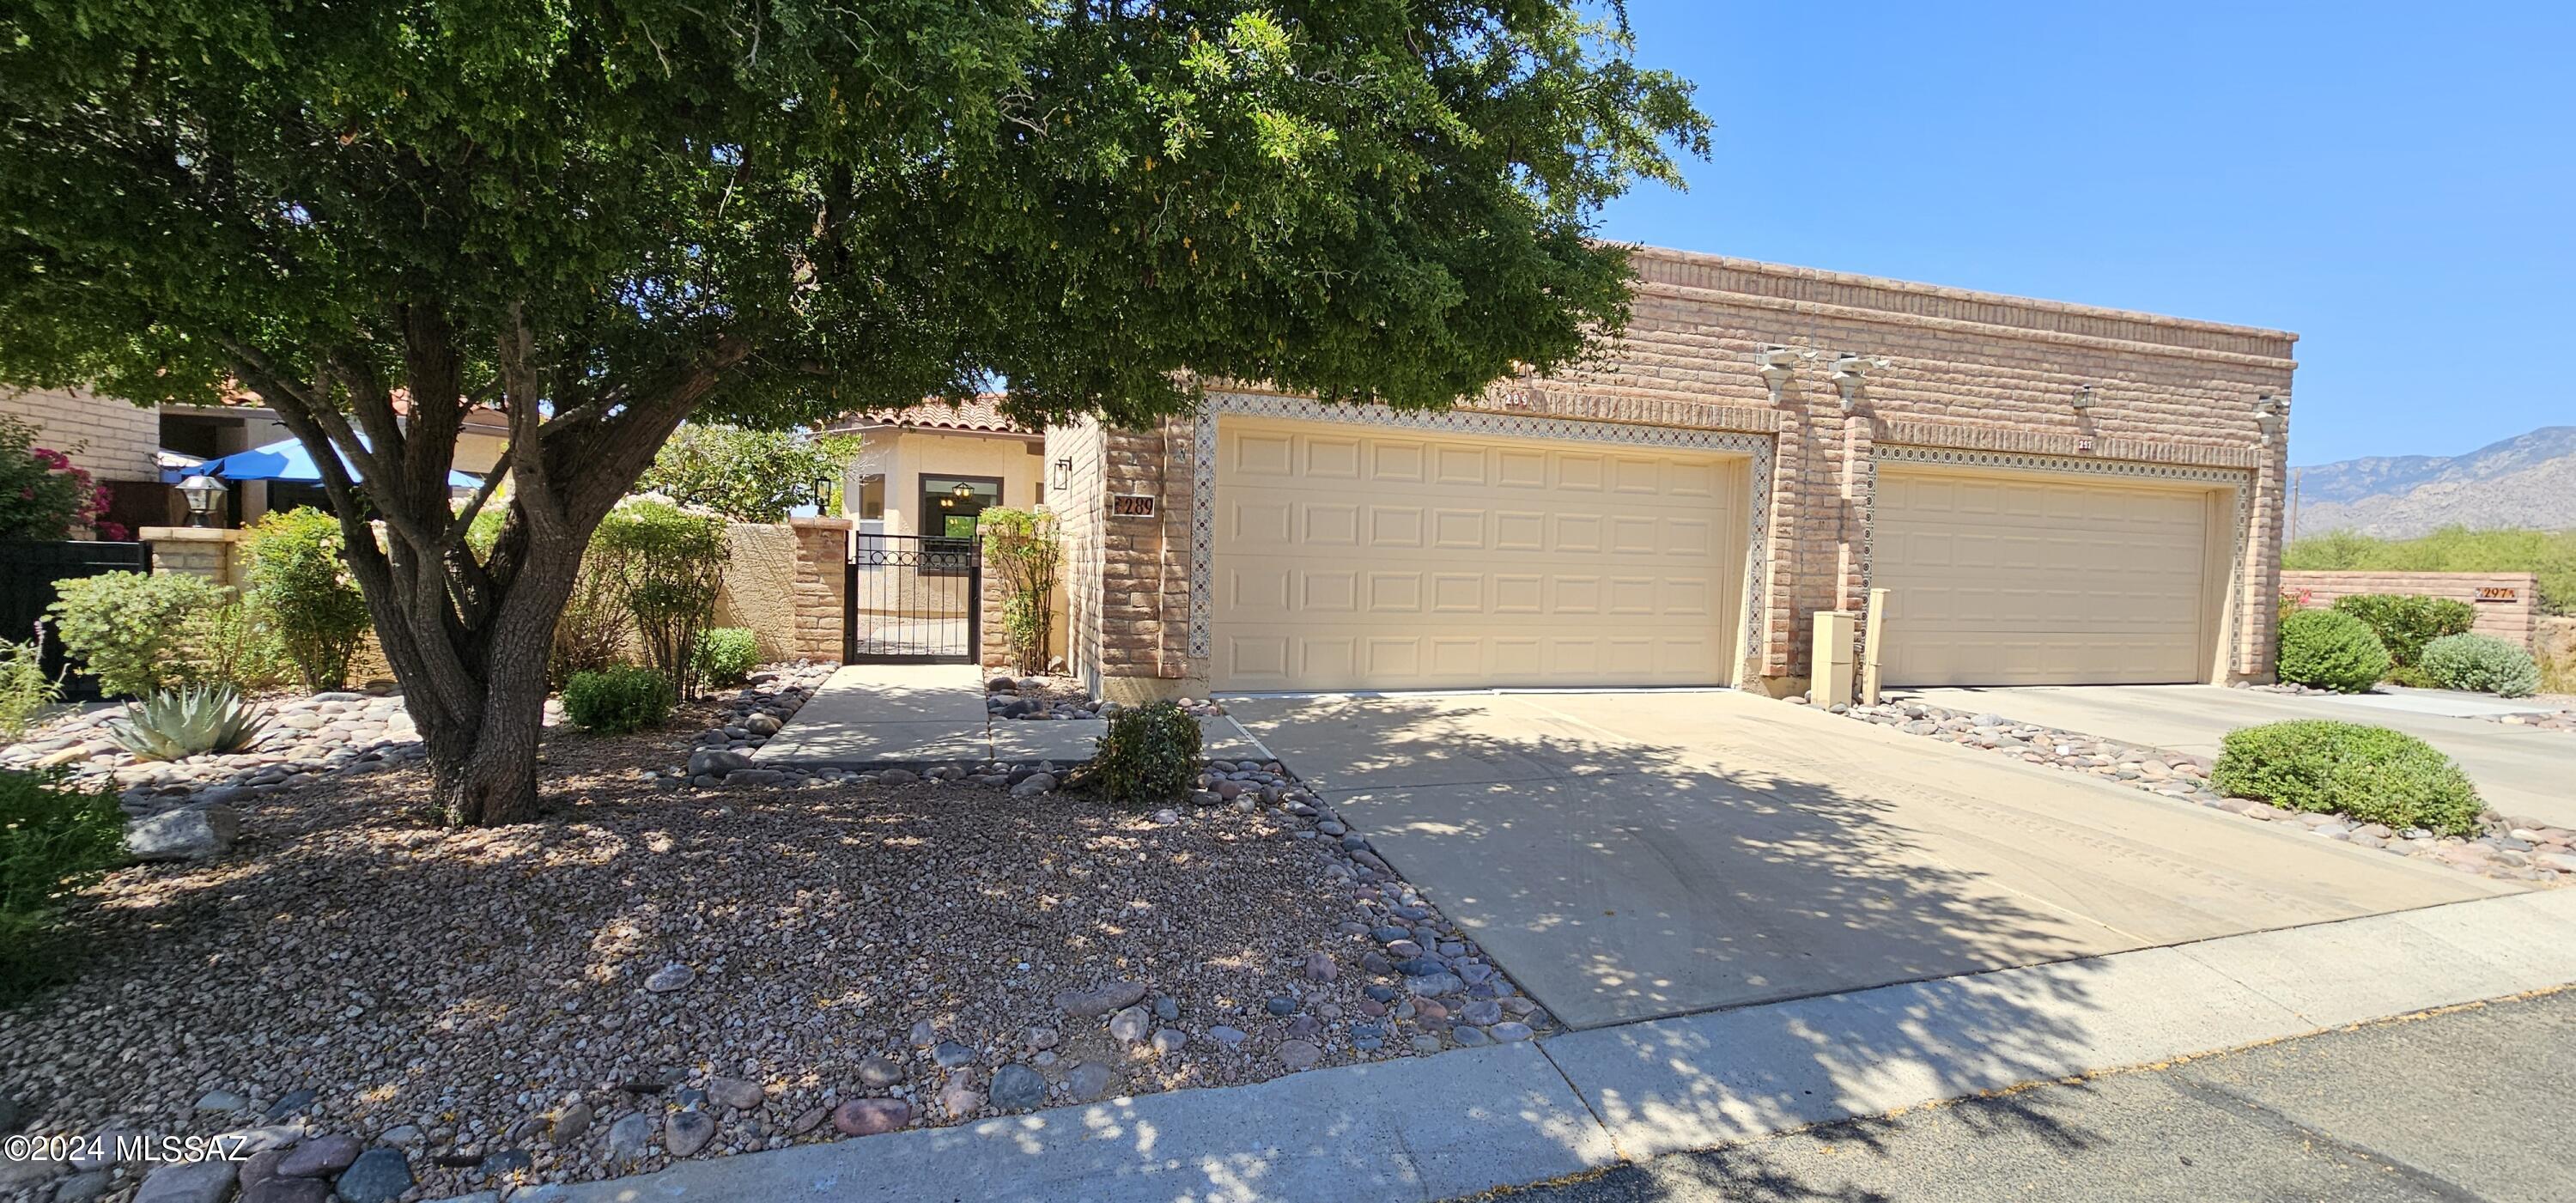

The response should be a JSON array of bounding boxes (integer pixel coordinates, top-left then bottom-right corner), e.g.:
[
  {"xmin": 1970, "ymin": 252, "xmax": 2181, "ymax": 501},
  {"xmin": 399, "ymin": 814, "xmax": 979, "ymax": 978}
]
[{"xmin": 197, "ymin": 434, "xmax": 482, "ymax": 489}]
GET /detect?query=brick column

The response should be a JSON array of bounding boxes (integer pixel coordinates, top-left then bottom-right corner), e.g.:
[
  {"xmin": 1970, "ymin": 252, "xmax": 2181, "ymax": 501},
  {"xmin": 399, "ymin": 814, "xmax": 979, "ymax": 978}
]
[
  {"xmin": 784, "ymin": 517, "xmax": 851, "ymax": 664},
  {"xmin": 2244, "ymin": 394, "xmax": 2290, "ymax": 680},
  {"xmin": 141, "ymin": 526, "xmax": 242, "ymax": 588}
]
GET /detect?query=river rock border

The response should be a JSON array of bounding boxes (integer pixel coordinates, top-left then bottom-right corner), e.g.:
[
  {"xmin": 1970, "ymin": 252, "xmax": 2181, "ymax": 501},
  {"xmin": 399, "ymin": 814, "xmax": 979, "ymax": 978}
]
[
  {"xmin": 2481, "ymin": 708, "xmax": 2576, "ymax": 732},
  {"xmin": 1828, "ymin": 698, "xmax": 2576, "ymax": 884}
]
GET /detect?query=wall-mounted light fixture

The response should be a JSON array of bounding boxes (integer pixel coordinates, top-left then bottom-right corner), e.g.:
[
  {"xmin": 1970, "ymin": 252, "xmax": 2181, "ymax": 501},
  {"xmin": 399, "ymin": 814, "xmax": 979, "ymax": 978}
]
[
  {"xmin": 1828, "ymin": 354, "xmax": 1889, "ymax": 414},
  {"xmin": 1752, "ymin": 345, "xmax": 1805, "ymax": 406},
  {"xmin": 2071, "ymin": 384, "xmax": 2095, "ymax": 410},
  {"xmin": 1050, "ymin": 456, "xmax": 1072, "ymax": 490},
  {"xmin": 2254, "ymin": 393, "xmax": 2288, "ymax": 446}
]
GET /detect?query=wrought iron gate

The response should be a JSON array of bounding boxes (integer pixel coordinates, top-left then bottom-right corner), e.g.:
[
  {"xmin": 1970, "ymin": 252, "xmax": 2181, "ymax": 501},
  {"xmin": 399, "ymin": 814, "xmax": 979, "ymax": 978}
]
[{"xmin": 845, "ymin": 532, "xmax": 981, "ymax": 663}]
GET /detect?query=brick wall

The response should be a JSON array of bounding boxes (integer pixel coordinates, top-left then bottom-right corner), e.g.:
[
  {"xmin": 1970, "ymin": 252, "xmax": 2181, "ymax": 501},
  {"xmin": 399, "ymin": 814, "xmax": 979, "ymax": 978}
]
[
  {"xmin": 1056, "ymin": 247, "xmax": 2300, "ymax": 696},
  {"xmin": 2280, "ymin": 570, "xmax": 2541, "ymax": 647},
  {"xmin": 2, "ymin": 387, "xmax": 159, "ymax": 482},
  {"xmin": 1047, "ymin": 421, "xmax": 1108, "ymax": 690}
]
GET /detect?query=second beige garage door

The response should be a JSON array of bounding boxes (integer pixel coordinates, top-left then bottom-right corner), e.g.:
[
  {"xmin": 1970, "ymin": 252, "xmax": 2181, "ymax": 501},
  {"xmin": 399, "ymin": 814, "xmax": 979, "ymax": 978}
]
[
  {"xmin": 1212, "ymin": 419, "xmax": 1748, "ymax": 690},
  {"xmin": 1874, "ymin": 467, "xmax": 2223, "ymax": 687}
]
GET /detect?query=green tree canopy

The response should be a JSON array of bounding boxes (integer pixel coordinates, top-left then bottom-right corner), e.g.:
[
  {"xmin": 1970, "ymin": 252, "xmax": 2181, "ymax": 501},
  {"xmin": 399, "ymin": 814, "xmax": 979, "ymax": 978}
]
[
  {"xmin": 638, "ymin": 424, "xmax": 858, "ymax": 522},
  {"xmin": 0, "ymin": 1, "xmax": 1709, "ymax": 823}
]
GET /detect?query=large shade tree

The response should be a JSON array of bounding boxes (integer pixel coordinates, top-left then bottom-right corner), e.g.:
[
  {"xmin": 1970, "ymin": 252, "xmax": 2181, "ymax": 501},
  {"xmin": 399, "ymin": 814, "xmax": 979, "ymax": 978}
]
[{"xmin": 0, "ymin": 1, "xmax": 1709, "ymax": 824}]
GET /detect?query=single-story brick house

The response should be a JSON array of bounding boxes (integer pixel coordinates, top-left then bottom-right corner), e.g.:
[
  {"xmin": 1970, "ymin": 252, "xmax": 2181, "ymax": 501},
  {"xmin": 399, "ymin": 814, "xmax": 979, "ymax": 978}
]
[{"xmin": 1041, "ymin": 246, "xmax": 2298, "ymax": 702}]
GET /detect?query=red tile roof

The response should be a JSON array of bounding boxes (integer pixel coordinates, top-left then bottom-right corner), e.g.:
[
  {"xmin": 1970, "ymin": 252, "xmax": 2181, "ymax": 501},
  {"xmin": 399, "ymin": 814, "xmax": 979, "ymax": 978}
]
[{"xmin": 826, "ymin": 395, "xmax": 1034, "ymax": 435}]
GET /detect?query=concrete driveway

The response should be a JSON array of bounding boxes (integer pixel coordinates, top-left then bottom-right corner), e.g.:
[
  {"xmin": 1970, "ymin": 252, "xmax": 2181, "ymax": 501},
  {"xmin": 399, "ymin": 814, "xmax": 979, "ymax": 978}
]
[
  {"xmin": 1225, "ymin": 690, "xmax": 2518, "ymax": 1030},
  {"xmin": 1893, "ymin": 684, "xmax": 2576, "ymax": 828}
]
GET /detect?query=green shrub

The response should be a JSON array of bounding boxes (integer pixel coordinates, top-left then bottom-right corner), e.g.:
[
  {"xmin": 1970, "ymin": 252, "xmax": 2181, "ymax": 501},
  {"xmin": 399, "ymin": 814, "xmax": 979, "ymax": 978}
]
[
  {"xmin": 46, "ymin": 571, "xmax": 230, "ymax": 696},
  {"xmin": 2275, "ymin": 608, "xmax": 2391, "ymax": 693},
  {"xmin": 550, "ymin": 550, "xmax": 633, "ymax": 688},
  {"xmin": 2212, "ymin": 720, "xmax": 2483, "ymax": 835},
  {"xmin": 562, "ymin": 665, "xmax": 673, "ymax": 734},
  {"xmin": 0, "ymin": 768, "xmax": 126, "ymax": 997},
  {"xmin": 595, "ymin": 501, "xmax": 726, "ymax": 700},
  {"xmin": 242, "ymin": 507, "xmax": 372, "ymax": 691},
  {"xmin": 106, "ymin": 684, "xmax": 271, "ymax": 761},
  {"xmin": 2417, "ymin": 634, "xmax": 2541, "ymax": 698},
  {"xmin": 1087, "ymin": 701, "xmax": 1201, "ymax": 805},
  {"xmin": 0, "ymin": 629, "xmax": 61, "ymax": 740},
  {"xmin": 2328, "ymin": 593, "xmax": 2475, "ymax": 667},
  {"xmin": 693, "ymin": 628, "xmax": 759, "ymax": 688}
]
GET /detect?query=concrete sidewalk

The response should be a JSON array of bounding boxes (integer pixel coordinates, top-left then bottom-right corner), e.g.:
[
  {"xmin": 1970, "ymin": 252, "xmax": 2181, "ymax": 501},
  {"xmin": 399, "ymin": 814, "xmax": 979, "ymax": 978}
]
[
  {"xmin": 520, "ymin": 888, "xmax": 2576, "ymax": 1203},
  {"xmin": 751, "ymin": 665, "xmax": 1261, "ymax": 770},
  {"xmin": 1894, "ymin": 684, "xmax": 2576, "ymax": 827}
]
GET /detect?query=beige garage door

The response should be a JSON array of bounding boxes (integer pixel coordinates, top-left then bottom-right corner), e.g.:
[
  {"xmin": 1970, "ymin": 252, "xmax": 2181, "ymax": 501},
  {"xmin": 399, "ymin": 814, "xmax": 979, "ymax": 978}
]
[
  {"xmin": 1212, "ymin": 419, "xmax": 1747, "ymax": 690},
  {"xmin": 1875, "ymin": 468, "xmax": 2219, "ymax": 687}
]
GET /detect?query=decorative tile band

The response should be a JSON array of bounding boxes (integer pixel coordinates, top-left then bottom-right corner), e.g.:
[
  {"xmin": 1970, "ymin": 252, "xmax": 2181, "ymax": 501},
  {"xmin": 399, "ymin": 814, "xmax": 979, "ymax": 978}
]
[{"xmin": 1189, "ymin": 393, "xmax": 1777, "ymax": 682}]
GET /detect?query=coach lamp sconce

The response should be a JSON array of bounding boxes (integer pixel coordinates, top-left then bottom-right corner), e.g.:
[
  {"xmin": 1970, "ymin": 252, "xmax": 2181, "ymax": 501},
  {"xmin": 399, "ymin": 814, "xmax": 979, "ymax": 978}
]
[
  {"xmin": 2070, "ymin": 384, "xmax": 2095, "ymax": 410},
  {"xmin": 178, "ymin": 474, "xmax": 226, "ymax": 528},
  {"xmin": 1050, "ymin": 456, "xmax": 1072, "ymax": 490},
  {"xmin": 1753, "ymin": 345, "xmax": 1806, "ymax": 406},
  {"xmin": 1829, "ymin": 354, "xmax": 1889, "ymax": 414}
]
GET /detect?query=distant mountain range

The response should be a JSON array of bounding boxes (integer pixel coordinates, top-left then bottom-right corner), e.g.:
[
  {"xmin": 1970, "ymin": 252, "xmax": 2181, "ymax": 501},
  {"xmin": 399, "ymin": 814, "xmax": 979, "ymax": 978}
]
[{"xmin": 2291, "ymin": 425, "xmax": 2576, "ymax": 538}]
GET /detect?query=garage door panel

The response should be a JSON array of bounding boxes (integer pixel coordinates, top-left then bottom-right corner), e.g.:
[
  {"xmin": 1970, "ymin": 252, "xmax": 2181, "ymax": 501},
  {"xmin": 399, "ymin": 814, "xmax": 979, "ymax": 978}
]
[
  {"xmin": 1878, "ymin": 467, "xmax": 2215, "ymax": 687},
  {"xmin": 1214, "ymin": 420, "xmax": 1744, "ymax": 690}
]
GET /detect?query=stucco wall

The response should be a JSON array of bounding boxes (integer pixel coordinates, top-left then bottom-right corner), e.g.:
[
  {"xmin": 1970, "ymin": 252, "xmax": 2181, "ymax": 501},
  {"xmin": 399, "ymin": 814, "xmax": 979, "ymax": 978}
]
[
  {"xmin": 843, "ymin": 428, "xmax": 1046, "ymax": 537},
  {"xmin": 2281, "ymin": 570, "xmax": 2541, "ymax": 647}
]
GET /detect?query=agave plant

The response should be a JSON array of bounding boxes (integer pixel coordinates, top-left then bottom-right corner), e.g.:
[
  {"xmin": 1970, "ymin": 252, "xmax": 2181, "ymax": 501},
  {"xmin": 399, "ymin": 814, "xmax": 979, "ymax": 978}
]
[{"xmin": 106, "ymin": 684, "xmax": 271, "ymax": 762}]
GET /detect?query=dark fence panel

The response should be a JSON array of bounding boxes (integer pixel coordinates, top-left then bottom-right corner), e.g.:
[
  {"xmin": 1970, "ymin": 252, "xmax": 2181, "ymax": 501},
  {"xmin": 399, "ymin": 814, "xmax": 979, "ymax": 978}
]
[
  {"xmin": 0, "ymin": 539, "xmax": 151, "ymax": 702},
  {"xmin": 845, "ymin": 533, "xmax": 981, "ymax": 663}
]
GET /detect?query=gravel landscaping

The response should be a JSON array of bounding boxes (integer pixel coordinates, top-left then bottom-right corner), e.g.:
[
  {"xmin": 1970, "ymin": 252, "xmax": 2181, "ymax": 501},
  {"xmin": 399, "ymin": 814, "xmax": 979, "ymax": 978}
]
[
  {"xmin": 1, "ymin": 675, "xmax": 1546, "ymax": 1202},
  {"xmin": 983, "ymin": 674, "xmax": 1227, "ymax": 721},
  {"xmin": 1822, "ymin": 697, "xmax": 2576, "ymax": 884},
  {"xmin": 2480, "ymin": 708, "xmax": 2576, "ymax": 732}
]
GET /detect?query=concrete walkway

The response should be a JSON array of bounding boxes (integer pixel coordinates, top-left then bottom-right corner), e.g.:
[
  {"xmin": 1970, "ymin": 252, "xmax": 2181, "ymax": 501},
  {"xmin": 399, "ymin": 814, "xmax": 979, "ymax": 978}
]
[
  {"xmin": 1894, "ymin": 684, "xmax": 2576, "ymax": 827},
  {"xmin": 751, "ymin": 665, "xmax": 1259, "ymax": 770},
  {"xmin": 520, "ymin": 889, "xmax": 2576, "ymax": 1203},
  {"xmin": 1225, "ymin": 690, "xmax": 2514, "ymax": 1029}
]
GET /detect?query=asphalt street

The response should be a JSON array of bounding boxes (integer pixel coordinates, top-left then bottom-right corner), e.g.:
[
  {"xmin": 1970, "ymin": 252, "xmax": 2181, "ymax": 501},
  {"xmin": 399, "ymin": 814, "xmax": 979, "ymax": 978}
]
[{"xmin": 1485, "ymin": 987, "xmax": 2575, "ymax": 1203}]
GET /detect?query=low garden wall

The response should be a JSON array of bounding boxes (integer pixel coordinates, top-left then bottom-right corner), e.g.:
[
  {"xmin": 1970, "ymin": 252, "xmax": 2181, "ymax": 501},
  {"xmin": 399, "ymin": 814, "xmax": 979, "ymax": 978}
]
[
  {"xmin": 2281, "ymin": 570, "xmax": 2540, "ymax": 647},
  {"xmin": 714, "ymin": 516, "xmax": 847, "ymax": 664}
]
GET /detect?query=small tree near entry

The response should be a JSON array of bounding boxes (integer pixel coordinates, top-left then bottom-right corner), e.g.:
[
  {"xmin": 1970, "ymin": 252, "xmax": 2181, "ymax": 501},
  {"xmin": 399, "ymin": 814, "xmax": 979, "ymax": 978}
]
[
  {"xmin": 0, "ymin": 3, "xmax": 1708, "ymax": 824},
  {"xmin": 639, "ymin": 425, "xmax": 859, "ymax": 523},
  {"xmin": 980, "ymin": 508, "xmax": 1063, "ymax": 676},
  {"xmin": 595, "ymin": 502, "xmax": 727, "ymax": 707}
]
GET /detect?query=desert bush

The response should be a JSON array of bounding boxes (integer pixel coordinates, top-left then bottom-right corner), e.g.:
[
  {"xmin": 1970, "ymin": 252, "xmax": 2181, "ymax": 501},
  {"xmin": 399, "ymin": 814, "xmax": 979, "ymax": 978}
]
[
  {"xmin": 0, "ymin": 628, "xmax": 61, "ymax": 739},
  {"xmin": 2286, "ymin": 526, "xmax": 2575, "ymax": 616},
  {"xmin": 596, "ymin": 501, "xmax": 726, "ymax": 700},
  {"xmin": 562, "ymin": 665, "xmax": 673, "ymax": 734},
  {"xmin": 0, "ymin": 767, "xmax": 125, "ymax": 997},
  {"xmin": 241, "ymin": 507, "xmax": 372, "ymax": 691},
  {"xmin": 2327, "ymin": 593, "xmax": 2474, "ymax": 668},
  {"xmin": 2212, "ymin": 720, "xmax": 2483, "ymax": 835},
  {"xmin": 693, "ymin": 628, "xmax": 759, "ymax": 689},
  {"xmin": 981, "ymin": 507, "xmax": 1061, "ymax": 675},
  {"xmin": 2417, "ymin": 633, "xmax": 2542, "ymax": 698},
  {"xmin": 2275, "ymin": 609, "xmax": 2391, "ymax": 693},
  {"xmin": 46, "ymin": 571, "xmax": 229, "ymax": 696},
  {"xmin": 1087, "ymin": 700, "xmax": 1200, "ymax": 805},
  {"xmin": 550, "ymin": 550, "xmax": 634, "ymax": 688}
]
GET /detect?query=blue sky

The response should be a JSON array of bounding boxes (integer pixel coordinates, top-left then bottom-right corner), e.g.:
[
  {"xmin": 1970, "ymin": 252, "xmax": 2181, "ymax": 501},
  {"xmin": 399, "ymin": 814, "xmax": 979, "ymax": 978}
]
[{"xmin": 1593, "ymin": 2, "xmax": 2573, "ymax": 465}]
